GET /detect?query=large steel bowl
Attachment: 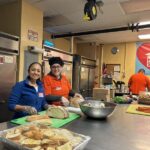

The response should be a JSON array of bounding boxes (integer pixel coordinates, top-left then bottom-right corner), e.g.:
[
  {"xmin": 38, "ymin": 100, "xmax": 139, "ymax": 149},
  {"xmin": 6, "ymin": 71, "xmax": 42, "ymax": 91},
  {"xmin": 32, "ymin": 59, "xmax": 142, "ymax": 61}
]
[{"xmin": 79, "ymin": 100, "xmax": 117, "ymax": 119}]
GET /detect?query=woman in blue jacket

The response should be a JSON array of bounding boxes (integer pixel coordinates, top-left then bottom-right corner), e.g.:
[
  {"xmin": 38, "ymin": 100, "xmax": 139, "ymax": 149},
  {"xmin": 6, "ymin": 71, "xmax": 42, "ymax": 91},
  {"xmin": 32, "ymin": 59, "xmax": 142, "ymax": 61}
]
[{"xmin": 8, "ymin": 62, "xmax": 48, "ymax": 119}]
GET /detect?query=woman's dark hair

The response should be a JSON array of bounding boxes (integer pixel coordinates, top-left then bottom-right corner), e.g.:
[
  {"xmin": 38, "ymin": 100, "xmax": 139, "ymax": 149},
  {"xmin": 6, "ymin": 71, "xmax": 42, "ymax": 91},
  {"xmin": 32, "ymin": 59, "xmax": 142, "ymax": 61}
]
[
  {"xmin": 48, "ymin": 57, "xmax": 64, "ymax": 67},
  {"xmin": 28, "ymin": 62, "xmax": 42, "ymax": 72},
  {"xmin": 138, "ymin": 69, "xmax": 145, "ymax": 74},
  {"xmin": 28, "ymin": 62, "xmax": 42, "ymax": 81}
]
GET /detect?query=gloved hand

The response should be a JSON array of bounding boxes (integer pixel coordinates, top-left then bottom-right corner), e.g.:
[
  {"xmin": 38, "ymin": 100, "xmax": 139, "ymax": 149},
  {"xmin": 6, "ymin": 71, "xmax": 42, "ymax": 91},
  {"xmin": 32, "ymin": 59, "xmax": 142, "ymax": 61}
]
[
  {"xmin": 74, "ymin": 93, "xmax": 84, "ymax": 102},
  {"xmin": 61, "ymin": 96, "xmax": 70, "ymax": 106},
  {"xmin": 44, "ymin": 104, "xmax": 49, "ymax": 110},
  {"xmin": 24, "ymin": 106, "xmax": 37, "ymax": 115}
]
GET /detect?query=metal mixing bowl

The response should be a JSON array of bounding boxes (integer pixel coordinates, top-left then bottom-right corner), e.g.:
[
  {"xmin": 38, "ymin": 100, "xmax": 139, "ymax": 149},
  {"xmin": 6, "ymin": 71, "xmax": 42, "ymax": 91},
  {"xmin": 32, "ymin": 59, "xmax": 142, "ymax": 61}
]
[{"xmin": 79, "ymin": 100, "xmax": 117, "ymax": 119}]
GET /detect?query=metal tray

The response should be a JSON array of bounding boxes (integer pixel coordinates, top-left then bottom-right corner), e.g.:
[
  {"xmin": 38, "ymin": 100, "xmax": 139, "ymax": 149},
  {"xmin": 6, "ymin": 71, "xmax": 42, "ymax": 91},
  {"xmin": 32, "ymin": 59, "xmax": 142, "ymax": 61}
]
[
  {"xmin": 138, "ymin": 99, "xmax": 150, "ymax": 105},
  {"xmin": 0, "ymin": 124, "xmax": 91, "ymax": 150}
]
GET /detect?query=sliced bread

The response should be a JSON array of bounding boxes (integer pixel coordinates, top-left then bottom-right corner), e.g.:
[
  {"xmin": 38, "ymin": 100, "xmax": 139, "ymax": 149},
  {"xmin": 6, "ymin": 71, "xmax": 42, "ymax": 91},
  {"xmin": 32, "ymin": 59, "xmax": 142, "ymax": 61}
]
[
  {"xmin": 21, "ymin": 138, "xmax": 41, "ymax": 148},
  {"xmin": 56, "ymin": 141, "xmax": 72, "ymax": 150},
  {"xmin": 6, "ymin": 132, "xmax": 21, "ymax": 141},
  {"xmin": 46, "ymin": 106, "xmax": 69, "ymax": 119},
  {"xmin": 26, "ymin": 115, "xmax": 50, "ymax": 122}
]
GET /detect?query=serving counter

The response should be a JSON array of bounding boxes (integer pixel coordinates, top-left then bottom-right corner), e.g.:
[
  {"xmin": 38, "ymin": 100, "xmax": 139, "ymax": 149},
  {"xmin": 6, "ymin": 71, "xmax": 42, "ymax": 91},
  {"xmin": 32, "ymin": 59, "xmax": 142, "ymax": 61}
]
[{"xmin": 0, "ymin": 105, "xmax": 150, "ymax": 150}]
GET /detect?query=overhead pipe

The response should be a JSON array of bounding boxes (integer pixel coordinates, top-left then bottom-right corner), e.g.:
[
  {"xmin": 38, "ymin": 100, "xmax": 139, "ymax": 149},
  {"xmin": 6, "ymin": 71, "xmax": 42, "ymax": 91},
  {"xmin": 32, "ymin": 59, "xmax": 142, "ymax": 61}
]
[{"xmin": 51, "ymin": 24, "xmax": 150, "ymax": 39}]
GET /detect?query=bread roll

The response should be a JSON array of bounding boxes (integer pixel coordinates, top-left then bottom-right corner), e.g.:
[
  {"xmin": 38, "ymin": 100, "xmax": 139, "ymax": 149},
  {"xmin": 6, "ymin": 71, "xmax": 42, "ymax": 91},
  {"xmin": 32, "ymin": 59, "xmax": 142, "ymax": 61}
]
[
  {"xmin": 26, "ymin": 115, "xmax": 50, "ymax": 122},
  {"xmin": 23, "ymin": 131, "xmax": 34, "ymax": 138},
  {"xmin": 49, "ymin": 134, "xmax": 69, "ymax": 144},
  {"xmin": 70, "ymin": 136, "xmax": 82, "ymax": 147},
  {"xmin": 6, "ymin": 133, "xmax": 21, "ymax": 141},
  {"xmin": 21, "ymin": 139, "xmax": 41, "ymax": 148},
  {"xmin": 70, "ymin": 97, "xmax": 84, "ymax": 108},
  {"xmin": 32, "ymin": 119, "xmax": 51, "ymax": 125},
  {"xmin": 41, "ymin": 139, "xmax": 51, "ymax": 145},
  {"xmin": 56, "ymin": 142, "xmax": 72, "ymax": 150},
  {"xmin": 31, "ymin": 146, "xmax": 42, "ymax": 150},
  {"xmin": 47, "ymin": 147, "xmax": 56, "ymax": 150},
  {"xmin": 58, "ymin": 129, "xmax": 74, "ymax": 140},
  {"xmin": 43, "ymin": 130, "xmax": 55, "ymax": 139}
]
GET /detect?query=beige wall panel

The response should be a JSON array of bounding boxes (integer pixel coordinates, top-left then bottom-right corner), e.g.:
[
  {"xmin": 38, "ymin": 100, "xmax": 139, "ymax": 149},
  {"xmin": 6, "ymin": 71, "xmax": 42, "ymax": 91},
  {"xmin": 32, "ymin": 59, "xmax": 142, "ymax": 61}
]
[
  {"xmin": 53, "ymin": 38, "xmax": 70, "ymax": 52},
  {"xmin": 43, "ymin": 31, "xmax": 52, "ymax": 41},
  {"xmin": 125, "ymin": 42, "xmax": 136, "ymax": 84},
  {"xmin": 43, "ymin": 31, "xmax": 77, "ymax": 54},
  {"xmin": 77, "ymin": 43, "xmax": 96, "ymax": 60},
  {"xmin": 103, "ymin": 42, "xmax": 137, "ymax": 84},
  {"xmin": 0, "ymin": 1, "xmax": 21, "ymax": 36},
  {"xmin": 103, "ymin": 44, "xmax": 125, "ymax": 64},
  {"xmin": 19, "ymin": 0, "xmax": 43, "ymax": 81}
]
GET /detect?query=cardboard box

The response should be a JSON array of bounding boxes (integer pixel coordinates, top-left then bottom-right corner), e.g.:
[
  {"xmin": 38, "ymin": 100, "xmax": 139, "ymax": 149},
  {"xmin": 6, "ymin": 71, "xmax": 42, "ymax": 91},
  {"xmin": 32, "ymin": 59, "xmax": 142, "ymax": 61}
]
[
  {"xmin": 93, "ymin": 88, "xmax": 110, "ymax": 94},
  {"xmin": 93, "ymin": 88, "xmax": 111, "ymax": 101},
  {"xmin": 110, "ymin": 89, "xmax": 115, "ymax": 99}
]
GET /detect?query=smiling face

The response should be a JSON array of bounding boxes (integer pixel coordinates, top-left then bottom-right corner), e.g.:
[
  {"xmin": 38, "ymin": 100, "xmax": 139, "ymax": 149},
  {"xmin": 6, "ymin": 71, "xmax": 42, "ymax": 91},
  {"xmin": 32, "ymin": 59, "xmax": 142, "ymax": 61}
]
[
  {"xmin": 51, "ymin": 63, "xmax": 63, "ymax": 77},
  {"xmin": 28, "ymin": 63, "xmax": 42, "ymax": 81}
]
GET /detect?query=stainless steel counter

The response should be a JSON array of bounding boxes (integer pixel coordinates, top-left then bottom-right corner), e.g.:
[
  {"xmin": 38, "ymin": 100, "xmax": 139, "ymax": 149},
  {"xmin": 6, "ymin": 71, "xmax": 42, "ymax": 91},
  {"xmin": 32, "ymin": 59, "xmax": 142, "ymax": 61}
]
[{"xmin": 0, "ymin": 105, "xmax": 150, "ymax": 150}]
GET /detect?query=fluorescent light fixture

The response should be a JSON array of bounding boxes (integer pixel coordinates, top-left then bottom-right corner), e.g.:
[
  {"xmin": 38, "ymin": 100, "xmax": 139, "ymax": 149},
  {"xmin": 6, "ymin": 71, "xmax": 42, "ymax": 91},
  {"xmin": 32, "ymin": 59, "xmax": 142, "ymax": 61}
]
[
  {"xmin": 138, "ymin": 34, "xmax": 150, "ymax": 39},
  {"xmin": 139, "ymin": 21, "xmax": 150, "ymax": 25}
]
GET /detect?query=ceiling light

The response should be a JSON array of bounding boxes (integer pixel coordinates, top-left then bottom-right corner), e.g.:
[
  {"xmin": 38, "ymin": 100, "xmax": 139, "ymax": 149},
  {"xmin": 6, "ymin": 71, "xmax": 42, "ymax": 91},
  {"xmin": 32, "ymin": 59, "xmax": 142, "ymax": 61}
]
[
  {"xmin": 139, "ymin": 21, "xmax": 150, "ymax": 25},
  {"xmin": 138, "ymin": 34, "xmax": 150, "ymax": 39}
]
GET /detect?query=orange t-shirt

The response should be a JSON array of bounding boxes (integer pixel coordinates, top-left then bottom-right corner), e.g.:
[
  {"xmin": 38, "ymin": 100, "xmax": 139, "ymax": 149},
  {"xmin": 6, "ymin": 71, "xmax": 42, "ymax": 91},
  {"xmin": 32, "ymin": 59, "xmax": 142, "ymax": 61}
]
[
  {"xmin": 128, "ymin": 72, "xmax": 150, "ymax": 95},
  {"xmin": 43, "ymin": 74, "xmax": 71, "ymax": 98}
]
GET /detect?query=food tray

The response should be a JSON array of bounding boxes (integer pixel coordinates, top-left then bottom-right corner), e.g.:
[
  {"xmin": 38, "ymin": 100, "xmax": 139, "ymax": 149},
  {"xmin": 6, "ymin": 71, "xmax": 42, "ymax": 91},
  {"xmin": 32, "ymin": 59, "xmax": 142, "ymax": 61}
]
[
  {"xmin": 138, "ymin": 91, "xmax": 150, "ymax": 105},
  {"xmin": 0, "ymin": 124, "xmax": 91, "ymax": 150},
  {"xmin": 138, "ymin": 99, "xmax": 150, "ymax": 105}
]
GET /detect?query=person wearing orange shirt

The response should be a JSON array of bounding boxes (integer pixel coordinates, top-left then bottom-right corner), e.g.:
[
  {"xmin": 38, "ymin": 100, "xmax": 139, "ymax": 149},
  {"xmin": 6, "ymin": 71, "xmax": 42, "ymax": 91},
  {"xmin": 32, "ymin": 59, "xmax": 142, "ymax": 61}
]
[
  {"xmin": 43, "ymin": 57, "xmax": 83, "ymax": 106},
  {"xmin": 128, "ymin": 69, "xmax": 150, "ymax": 95}
]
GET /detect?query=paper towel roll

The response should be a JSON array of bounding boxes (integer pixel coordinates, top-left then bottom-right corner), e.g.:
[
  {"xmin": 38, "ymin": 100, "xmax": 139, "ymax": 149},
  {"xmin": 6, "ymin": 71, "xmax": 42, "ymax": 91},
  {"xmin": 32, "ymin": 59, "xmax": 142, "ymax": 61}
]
[{"xmin": 28, "ymin": 46, "xmax": 44, "ymax": 54}]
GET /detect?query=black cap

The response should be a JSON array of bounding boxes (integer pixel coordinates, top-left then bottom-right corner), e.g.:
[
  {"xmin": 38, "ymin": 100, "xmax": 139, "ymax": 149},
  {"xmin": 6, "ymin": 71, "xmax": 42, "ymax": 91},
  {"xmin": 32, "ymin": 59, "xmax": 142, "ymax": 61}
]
[{"xmin": 48, "ymin": 57, "xmax": 64, "ymax": 66}]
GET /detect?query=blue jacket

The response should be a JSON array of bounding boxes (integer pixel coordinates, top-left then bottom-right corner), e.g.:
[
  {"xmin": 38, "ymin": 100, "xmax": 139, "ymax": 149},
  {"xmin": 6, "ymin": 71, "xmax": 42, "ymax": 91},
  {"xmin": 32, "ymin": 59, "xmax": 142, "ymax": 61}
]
[{"xmin": 8, "ymin": 78, "xmax": 47, "ymax": 119}]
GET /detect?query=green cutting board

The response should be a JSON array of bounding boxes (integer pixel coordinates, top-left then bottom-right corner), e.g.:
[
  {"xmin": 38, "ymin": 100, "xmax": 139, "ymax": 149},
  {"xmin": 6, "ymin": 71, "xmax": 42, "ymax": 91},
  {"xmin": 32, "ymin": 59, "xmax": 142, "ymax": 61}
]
[
  {"xmin": 10, "ymin": 111, "xmax": 80, "ymax": 128},
  {"xmin": 126, "ymin": 104, "xmax": 150, "ymax": 116}
]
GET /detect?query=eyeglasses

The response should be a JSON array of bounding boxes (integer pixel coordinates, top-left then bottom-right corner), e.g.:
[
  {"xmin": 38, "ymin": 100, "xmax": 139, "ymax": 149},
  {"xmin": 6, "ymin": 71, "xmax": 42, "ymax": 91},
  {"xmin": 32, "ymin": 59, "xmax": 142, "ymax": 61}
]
[{"xmin": 51, "ymin": 65, "xmax": 61, "ymax": 69}]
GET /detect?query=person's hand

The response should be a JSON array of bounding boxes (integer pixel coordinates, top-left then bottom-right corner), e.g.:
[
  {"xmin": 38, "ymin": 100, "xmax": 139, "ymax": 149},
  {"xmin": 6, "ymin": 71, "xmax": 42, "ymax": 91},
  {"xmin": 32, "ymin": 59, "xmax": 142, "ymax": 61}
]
[
  {"xmin": 74, "ymin": 93, "xmax": 84, "ymax": 102},
  {"xmin": 61, "ymin": 96, "xmax": 70, "ymax": 106},
  {"xmin": 131, "ymin": 100, "xmax": 138, "ymax": 105},
  {"xmin": 43, "ymin": 104, "xmax": 49, "ymax": 110},
  {"xmin": 24, "ymin": 106, "xmax": 37, "ymax": 115},
  {"xmin": 74, "ymin": 93, "xmax": 83, "ymax": 99}
]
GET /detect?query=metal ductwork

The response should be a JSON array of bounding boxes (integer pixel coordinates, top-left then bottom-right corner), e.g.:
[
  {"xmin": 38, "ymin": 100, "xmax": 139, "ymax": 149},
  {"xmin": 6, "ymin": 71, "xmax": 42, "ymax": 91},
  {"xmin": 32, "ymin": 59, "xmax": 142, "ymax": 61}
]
[{"xmin": 51, "ymin": 24, "xmax": 150, "ymax": 39}]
